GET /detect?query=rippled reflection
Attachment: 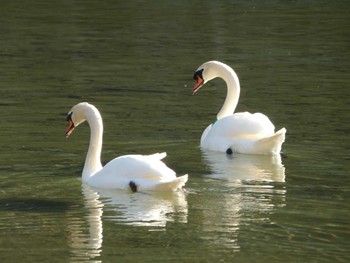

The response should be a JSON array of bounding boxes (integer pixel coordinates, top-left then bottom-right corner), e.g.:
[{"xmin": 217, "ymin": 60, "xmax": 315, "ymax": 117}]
[
  {"xmin": 93, "ymin": 186, "xmax": 188, "ymax": 227},
  {"xmin": 67, "ymin": 187, "xmax": 103, "ymax": 263},
  {"xmin": 202, "ymin": 150, "xmax": 286, "ymax": 183},
  {"xmin": 67, "ymin": 185, "xmax": 188, "ymax": 261},
  {"xmin": 198, "ymin": 150, "xmax": 287, "ymax": 251}
]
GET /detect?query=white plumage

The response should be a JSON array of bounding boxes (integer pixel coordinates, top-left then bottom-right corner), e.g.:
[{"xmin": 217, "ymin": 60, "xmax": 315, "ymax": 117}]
[
  {"xmin": 65, "ymin": 102, "xmax": 187, "ymax": 191},
  {"xmin": 193, "ymin": 61, "xmax": 286, "ymax": 155}
]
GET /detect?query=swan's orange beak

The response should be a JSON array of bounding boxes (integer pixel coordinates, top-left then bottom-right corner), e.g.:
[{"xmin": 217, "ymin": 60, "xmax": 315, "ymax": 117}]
[
  {"xmin": 65, "ymin": 119, "xmax": 75, "ymax": 137},
  {"xmin": 192, "ymin": 75, "xmax": 204, "ymax": 94}
]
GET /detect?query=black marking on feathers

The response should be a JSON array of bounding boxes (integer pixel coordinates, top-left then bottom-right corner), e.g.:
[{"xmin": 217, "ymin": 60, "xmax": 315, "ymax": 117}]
[{"xmin": 129, "ymin": 181, "xmax": 137, "ymax": 193}]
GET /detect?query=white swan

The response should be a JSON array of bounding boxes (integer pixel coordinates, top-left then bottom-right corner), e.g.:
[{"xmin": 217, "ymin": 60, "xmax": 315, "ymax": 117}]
[
  {"xmin": 65, "ymin": 102, "xmax": 188, "ymax": 191},
  {"xmin": 192, "ymin": 61, "xmax": 286, "ymax": 155}
]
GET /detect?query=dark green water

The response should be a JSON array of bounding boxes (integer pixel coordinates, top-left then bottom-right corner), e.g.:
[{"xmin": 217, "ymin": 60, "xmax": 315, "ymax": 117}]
[{"xmin": 0, "ymin": 1, "xmax": 349, "ymax": 262}]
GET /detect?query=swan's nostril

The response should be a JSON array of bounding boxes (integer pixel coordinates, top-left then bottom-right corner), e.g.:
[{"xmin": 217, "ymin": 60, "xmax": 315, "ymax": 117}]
[{"xmin": 192, "ymin": 75, "xmax": 204, "ymax": 94}]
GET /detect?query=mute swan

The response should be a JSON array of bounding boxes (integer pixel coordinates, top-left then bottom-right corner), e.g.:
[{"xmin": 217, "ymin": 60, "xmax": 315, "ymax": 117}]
[
  {"xmin": 192, "ymin": 61, "xmax": 286, "ymax": 155},
  {"xmin": 65, "ymin": 102, "xmax": 188, "ymax": 192}
]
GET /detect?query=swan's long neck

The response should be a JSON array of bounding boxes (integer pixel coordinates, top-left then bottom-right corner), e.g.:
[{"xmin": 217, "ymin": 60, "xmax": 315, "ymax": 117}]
[
  {"xmin": 216, "ymin": 64, "xmax": 240, "ymax": 120},
  {"xmin": 83, "ymin": 107, "xmax": 103, "ymax": 181}
]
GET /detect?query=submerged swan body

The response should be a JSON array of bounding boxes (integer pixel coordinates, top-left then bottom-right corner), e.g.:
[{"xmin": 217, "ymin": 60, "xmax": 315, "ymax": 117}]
[
  {"xmin": 192, "ymin": 61, "xmax": 286, "ymax": 155},
  {"xmin": 65, "ymin": 102, "xmax": 188, "ymax": 191}
]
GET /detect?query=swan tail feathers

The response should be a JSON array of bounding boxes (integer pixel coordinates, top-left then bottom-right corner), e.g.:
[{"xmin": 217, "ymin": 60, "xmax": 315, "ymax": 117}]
[
  {"xmin": 154, "ymin": 174, "xmax": 188, "ymax": 191},
  {"xmin": 149, "ymin": 152, "xmax": 167, "ymax": 160},
  {"xmin": 255, "ymin": 128, "xmax": 286, "ymax": 154}
]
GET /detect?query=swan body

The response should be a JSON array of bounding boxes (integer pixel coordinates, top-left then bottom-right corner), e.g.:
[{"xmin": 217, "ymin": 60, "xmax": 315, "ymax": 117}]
[
  {"xmin": 193, "ymin": 61, "xmax": 286, "ymax": 155},
  {"xmin": 65, "ymin": 102, "xmax": 188, "ymax": 191}
]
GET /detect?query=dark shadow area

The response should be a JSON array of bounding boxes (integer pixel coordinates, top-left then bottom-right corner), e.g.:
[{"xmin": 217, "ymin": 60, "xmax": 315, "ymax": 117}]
[{"xmin": 0, "ymin": 198, "xmax": 74, "ymax": 212}]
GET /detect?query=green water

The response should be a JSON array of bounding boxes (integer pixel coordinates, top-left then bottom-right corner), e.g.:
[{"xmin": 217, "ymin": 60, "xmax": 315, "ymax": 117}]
[{"xmin": 0, "ymin": 1, "xmax": 349, "ymax": 262}]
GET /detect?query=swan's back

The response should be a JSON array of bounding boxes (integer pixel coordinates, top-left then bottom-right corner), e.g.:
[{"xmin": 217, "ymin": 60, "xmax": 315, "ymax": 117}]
[
  {"xmin": 201, "ymin": 112, "xmax": 286, "ymax": 154},
  {"xmin": 207, "ymin": 112, "xmax": 275, "ymax": 140},
  {"xmin": 85, "ymin": 153, "xmax": 186, "ymax": 190}
]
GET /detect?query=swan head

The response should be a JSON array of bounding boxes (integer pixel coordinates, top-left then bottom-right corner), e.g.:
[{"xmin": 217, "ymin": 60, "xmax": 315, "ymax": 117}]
[
  {"xmin": 192, "ymin": 61, "xmax": 232, "ymax": 94},
  {"xmin": 65, "ymin": 102, "xmax": 91, "ymax": 137},
  {"xmin": 192, "ymin": 61, "xmax": 221, "ymax": 94}
]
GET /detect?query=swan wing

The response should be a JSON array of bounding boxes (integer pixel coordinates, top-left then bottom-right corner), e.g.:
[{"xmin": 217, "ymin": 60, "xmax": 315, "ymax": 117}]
[
  {"xmin": 87, "ymin": 153, "xmax": 186, "ymax": 190},
  {"xmin": 200, "ymin": 112, "xmax": 285, "ymax": 154},
  {"xmin": 211, "ymin": 112, "xmax": 275, "ymax": 139}
]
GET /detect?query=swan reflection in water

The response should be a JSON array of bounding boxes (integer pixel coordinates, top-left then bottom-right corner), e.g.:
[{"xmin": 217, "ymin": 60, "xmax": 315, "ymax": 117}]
[
  {"xmin": 67, "ymin": 186, "xmax": 103, "ymax": 262},
  {"xmin": 68, "ymin": 185, "xmax": 188, "ymax": 261},
  {"xmin": 198, "ymin": 150, "xmax": 286, "ymax": 252},
  {"xmin": 202, "ymin": 150, "xmax": 285, "ymax": 183},
  {"xmin": 88, "ymin": 186, "xmax": 188, "ymax": 227}
]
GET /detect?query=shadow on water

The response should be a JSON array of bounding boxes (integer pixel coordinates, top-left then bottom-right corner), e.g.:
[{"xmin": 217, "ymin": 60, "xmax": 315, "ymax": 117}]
[{"xmin": 0, "ymin": 198, "xmax": 72, "ymax": 212}]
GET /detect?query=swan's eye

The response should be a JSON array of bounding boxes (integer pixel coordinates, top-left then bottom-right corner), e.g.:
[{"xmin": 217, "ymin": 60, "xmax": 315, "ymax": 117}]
[
  {"xmin": 193, "ymin": 69, "xmax": 204, "ymax": 80},
  {"xmin": 67, "ymin": 112, "xmax": 73, "ymax": 122}
]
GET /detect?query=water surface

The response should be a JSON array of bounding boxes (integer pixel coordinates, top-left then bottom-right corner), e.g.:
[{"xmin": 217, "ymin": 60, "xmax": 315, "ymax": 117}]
[{"xmin": 0, "ymin": 1, "xmax": 349, "ymax": 262}]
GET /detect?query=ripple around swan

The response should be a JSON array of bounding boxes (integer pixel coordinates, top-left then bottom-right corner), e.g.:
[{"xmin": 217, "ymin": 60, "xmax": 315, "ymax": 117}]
[{"xmin": 82, "ymin": 185, "xmax": 188, "ymax": 228}]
